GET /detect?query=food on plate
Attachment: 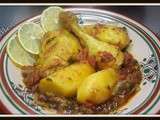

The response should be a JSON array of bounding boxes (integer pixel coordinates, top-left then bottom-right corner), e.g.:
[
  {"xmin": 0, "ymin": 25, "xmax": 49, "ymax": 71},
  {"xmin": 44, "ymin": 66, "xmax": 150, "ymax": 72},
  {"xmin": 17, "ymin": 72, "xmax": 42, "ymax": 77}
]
[
  {"xmin": 77, "ymin": 68, "xmax": 118, "ymax": 104},
  {"xmin": 18, "ymin": 22, "xmax": 44, "ymax": 54},
  {"xmin": 41, "ymin": 6, "xmax": 64, "ymax": 32},
  {"xmin": 60, "ymin": 11, "xmax": 124, "ymax": 69},
  {"xmin": 83, "ymin": 24, "xmax": 130, "ymax": 49},
  {"xmin": 7, "ymin": 34, "xmax": 36, "ymax": 68},
  {"xmin": 36, "ymin": 29, "xmax": 81, "ymax": 76},
  {"xmin": 39, "ymin": 63, "xmax": 95, "ymax": 97},
  {"xmin": 7, "ymin": 6, "xmax": 142, "ymax": 114}
]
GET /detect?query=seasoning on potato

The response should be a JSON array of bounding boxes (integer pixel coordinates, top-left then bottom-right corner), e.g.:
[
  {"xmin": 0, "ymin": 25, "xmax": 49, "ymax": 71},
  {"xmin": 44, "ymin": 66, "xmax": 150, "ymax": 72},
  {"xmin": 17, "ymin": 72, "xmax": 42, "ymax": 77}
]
[
  {"xmin": 77, "ymin": 68, "xmax": 118, "ymax": 104},
  {"xmin": 38, "ymin": 63, "xmax": 95, "ymax": 97}
]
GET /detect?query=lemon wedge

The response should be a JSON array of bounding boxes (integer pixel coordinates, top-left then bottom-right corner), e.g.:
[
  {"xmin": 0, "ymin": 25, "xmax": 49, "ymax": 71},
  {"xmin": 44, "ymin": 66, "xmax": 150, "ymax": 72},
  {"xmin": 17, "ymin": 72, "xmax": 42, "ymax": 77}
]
[
  {"xmin": 7, "ymin": 34, "xmax": 36, "ymax": 68},
  {"xmin": 18, "ymin": 22, "xmax": 44, "ymax": 55},
  {"xmin": 41, "ymin": 6, "xmax": 64, "ymax": 32}
]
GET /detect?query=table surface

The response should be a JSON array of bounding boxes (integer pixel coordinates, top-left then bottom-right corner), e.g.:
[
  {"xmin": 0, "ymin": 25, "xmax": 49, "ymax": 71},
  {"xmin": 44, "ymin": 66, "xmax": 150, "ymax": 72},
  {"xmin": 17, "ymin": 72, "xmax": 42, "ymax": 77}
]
[{"xmin": 0, "ymin": 6, "xmax": 160, "ymax": 114}]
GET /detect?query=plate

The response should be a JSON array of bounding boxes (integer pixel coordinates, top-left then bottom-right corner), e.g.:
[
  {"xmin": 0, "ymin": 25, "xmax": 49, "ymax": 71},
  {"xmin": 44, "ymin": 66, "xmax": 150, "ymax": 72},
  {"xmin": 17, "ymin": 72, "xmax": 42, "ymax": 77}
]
[{"xmin": 0, "ymin": 8, "xmax": 160, "ymax": 115}]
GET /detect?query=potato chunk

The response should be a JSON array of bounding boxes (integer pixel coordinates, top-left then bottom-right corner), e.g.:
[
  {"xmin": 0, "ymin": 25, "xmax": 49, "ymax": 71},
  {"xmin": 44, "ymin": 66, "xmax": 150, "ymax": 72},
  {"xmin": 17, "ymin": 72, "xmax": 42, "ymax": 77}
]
[
  {"xmin": 77, "ymin": 68, "xmax": 118, "ymax": 104},
  {"xmin": 38, "ymin": 63, "xmax": 95, "ymax": 97}
]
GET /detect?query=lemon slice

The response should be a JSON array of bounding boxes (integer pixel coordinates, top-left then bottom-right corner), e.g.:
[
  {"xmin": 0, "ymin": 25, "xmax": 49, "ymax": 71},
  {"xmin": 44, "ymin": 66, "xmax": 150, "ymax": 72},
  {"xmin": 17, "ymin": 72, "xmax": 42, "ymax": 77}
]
[
  {"xmin": 7, "ymin": 34, "xmax": 36, "ymax": 67},
  {"xmin": 41, "ymin": 6, "xmax": 64, "ymax": 32},
  {"xmin": 18, "ymin": 22, "xmax": 44, "ymax": 55}
]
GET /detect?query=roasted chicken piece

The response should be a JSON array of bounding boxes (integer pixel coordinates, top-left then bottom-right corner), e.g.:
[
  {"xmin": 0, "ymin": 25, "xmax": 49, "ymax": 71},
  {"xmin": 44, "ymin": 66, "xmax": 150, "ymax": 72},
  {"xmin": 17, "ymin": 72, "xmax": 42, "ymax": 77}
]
[
  {"xmin": 36, "ymin": 29, "xmax": 81, "ymax": 76},
  {"xmin": 23, "ymin": 29, "xmax": 81, "ymax": 88},
  {"xmin": 60, "ymin": 12, "xmax": 124, "ymax": 69},
  {"xmin": 83, "ymin": 24, "xmax": 130, "ymax": 49}
]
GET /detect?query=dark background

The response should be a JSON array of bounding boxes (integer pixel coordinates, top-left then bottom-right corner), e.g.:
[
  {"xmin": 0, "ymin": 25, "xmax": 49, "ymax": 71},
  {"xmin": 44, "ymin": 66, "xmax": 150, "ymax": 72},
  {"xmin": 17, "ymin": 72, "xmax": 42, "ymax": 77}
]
[
  {"xmin": 0, "ymin": 6, "xmax": 160, "ymax": 113},
  {"xmin": 0, "ymin": 6, "xmax": 160, "ymax": 39}
]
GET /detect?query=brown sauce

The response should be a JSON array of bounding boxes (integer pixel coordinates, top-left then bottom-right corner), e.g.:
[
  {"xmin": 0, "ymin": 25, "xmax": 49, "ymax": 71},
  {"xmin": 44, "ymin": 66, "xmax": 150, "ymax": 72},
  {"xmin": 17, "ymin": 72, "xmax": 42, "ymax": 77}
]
[{"xmin": 22, "ymin": 52, "xmax": 142, "ymax": 114}]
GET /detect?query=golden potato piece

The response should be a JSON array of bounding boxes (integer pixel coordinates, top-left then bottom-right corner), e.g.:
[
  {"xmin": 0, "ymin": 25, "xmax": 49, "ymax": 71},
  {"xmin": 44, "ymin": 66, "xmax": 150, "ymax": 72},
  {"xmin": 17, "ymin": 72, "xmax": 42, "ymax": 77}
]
[
  {"xmin": 77, "ymin": 68, "xmax": 118, "ymax": 104},
  {"xmin": 38, "ymin": 63, "xmax": 95, "ymax": 97},
  {"xmin": 83, "ymin": 25, "xmax": 130, "ymax": 49}
]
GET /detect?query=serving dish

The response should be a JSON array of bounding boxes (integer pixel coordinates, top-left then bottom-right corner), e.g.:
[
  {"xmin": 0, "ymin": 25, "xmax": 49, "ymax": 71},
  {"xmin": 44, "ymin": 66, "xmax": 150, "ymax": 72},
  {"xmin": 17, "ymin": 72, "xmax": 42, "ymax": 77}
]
[{"xmin": 0, "ymin": 8, "xmax": 159, "ymax": 115}]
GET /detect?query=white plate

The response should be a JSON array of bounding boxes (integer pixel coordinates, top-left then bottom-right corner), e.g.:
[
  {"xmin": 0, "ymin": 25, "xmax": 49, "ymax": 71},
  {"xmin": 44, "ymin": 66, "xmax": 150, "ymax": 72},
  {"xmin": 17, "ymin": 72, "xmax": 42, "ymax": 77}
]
[{"xmin": 0, "ymin": 8, "xmax": 160, "ymax": 115}]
